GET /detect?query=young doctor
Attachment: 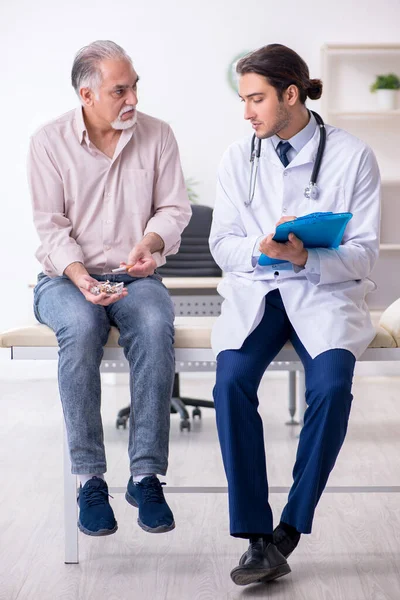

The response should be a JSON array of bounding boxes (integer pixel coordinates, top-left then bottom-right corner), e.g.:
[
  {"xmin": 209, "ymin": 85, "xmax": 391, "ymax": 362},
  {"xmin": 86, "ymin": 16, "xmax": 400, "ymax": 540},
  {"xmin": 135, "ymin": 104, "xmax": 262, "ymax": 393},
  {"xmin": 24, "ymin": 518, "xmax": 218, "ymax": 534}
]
[{"xmin": 209, "ymin": 44, "xmax": 380, "ymax": 586}]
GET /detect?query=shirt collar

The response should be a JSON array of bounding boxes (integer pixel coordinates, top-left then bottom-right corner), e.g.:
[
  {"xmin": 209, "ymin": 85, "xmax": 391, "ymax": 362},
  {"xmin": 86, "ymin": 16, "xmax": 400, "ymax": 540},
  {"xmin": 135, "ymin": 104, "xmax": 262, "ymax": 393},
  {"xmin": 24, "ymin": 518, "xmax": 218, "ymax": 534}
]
[
  {"xmin": 74, "ymin": 106, "xmax": 88, "ymax": 144},
  {"xmin": 74, "ymin": 106, "xmax": 137, "ymax": 153},
  {"xmin": 271, "ymin": 110, "xmax": 317, "ymax": 153}
]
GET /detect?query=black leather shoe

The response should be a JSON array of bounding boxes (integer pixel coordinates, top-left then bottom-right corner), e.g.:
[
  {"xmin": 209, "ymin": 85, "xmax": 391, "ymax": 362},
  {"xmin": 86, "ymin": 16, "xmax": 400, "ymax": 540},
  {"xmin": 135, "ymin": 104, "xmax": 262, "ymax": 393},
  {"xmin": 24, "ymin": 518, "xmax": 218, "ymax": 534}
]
[
  {"xmin": 273, "ymin": 524, "xmax": 301, "ymax": 558},
  {"xmin": 230, "ymin": 538, "xmax": 291, "ymax": 586}
]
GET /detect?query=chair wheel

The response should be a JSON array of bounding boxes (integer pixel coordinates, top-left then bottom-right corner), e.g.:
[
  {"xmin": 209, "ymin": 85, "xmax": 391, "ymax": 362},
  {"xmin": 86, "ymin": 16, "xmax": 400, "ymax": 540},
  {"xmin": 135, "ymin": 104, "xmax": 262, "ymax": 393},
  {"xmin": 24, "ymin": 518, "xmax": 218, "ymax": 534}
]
[
  {"xmin": 116, "ymin": 417, "xmax": 128, "ymax": 429},
  {"xmin": 192, "ymin": 407, "xmax": 202, "ymax": 419},
  {"xmin": 180, "ymin": 419, "xmax": 191, "ymax": 432}
]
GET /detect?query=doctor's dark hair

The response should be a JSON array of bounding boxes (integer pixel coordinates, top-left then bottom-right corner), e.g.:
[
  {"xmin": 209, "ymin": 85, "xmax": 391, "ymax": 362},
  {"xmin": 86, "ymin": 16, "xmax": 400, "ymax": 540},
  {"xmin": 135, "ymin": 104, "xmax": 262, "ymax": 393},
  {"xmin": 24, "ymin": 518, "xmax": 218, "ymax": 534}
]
[{"xmin": 236, "ymin": 44, "xmax": 323, "ymax": 104}]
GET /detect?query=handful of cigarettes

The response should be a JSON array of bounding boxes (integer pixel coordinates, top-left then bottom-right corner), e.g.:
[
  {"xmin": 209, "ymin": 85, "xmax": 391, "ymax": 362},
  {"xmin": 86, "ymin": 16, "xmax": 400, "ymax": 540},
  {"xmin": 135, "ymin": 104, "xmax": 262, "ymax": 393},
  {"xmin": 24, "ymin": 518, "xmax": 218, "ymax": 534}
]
[{"xmin": 90, "ymin": 281, "xmax": 125, "ymax": 296}]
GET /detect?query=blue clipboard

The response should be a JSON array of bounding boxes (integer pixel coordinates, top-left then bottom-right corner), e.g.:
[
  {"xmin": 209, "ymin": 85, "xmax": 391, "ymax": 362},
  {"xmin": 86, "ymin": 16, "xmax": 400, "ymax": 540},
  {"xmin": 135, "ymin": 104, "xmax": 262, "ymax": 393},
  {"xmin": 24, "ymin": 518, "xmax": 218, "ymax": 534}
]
[{"xmin": 258, "ymin": 212, "xmax": 353, "ymax": 267}]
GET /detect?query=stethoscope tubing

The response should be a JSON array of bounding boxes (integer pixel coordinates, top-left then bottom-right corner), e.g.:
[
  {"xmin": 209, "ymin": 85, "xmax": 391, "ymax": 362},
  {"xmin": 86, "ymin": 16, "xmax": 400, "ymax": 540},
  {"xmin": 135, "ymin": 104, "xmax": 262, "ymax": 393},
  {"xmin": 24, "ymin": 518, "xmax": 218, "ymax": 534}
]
[{"xmin": 247, "ymin": 110, "xmax": 326, "ymax": 206}]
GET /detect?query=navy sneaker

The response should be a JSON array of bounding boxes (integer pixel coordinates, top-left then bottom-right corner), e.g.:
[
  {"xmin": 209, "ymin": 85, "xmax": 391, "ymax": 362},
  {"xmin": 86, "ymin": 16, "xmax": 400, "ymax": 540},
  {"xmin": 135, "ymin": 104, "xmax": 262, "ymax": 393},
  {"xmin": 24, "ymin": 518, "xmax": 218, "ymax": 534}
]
[
  {"xmin": 77, "ymin": 477, "xmax": 118, "ymax": 536},
  {"xmin": 126, "ymin": 475, "xmax": 175, "ymax": 533}
]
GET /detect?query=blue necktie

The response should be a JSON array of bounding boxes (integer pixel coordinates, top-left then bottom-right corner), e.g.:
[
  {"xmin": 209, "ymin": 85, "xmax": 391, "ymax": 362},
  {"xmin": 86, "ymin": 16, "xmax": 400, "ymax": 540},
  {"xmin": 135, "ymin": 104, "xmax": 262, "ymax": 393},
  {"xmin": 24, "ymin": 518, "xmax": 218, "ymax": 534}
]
[{"xmin": 277, "ymin": 141, "xmax": 292, "ymax": 167}]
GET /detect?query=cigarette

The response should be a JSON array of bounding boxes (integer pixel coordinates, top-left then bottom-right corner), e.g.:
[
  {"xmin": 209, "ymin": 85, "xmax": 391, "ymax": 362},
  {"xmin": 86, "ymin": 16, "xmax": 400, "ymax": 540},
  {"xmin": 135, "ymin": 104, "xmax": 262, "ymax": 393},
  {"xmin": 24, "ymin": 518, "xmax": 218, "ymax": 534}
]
[{"xmin": 111, "ymin": 265, "xmax": 133, "ymax": 273}]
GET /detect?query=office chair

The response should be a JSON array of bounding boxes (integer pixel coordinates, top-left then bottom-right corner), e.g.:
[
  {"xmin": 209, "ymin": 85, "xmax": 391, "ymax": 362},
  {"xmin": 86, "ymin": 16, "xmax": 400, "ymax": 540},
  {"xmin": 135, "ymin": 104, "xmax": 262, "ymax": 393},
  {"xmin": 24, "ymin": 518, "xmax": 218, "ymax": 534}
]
[{"xmin": 116, "ymin": 204, "xmax": 222, "ymax": 432}]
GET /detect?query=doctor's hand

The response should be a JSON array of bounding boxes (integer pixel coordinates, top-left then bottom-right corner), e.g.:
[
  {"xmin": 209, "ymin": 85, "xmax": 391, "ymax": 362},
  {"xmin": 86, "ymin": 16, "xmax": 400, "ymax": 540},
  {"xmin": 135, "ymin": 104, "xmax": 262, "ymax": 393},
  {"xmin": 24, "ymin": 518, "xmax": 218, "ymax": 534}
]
[
  {"xmin": 259, "ymin": 232, "xmax": 308, "ymax": 268},
  {"xmin": 276, "ymin": 215, "xmax": 297, "ymax": 227}
]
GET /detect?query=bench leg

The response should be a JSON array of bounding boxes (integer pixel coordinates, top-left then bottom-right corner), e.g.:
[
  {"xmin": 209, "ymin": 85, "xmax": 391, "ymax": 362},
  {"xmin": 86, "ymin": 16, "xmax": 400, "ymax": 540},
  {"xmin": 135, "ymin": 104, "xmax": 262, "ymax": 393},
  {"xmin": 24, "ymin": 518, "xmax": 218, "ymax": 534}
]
[
  {"xmin": 63, "ymin": 423, "xmax": 79, "ymax": 564},
  {"xmin": 297, "ymin": 370, "xmax": 306, "ymax": 425}
]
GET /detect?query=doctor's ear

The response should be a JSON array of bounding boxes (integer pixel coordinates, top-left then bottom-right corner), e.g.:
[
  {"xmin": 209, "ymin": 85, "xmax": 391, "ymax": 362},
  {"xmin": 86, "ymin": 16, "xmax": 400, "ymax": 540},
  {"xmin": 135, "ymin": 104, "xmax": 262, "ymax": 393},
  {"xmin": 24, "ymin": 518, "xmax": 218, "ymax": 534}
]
[{"xmin": 285, "ymin": 84, "xmax": 300, "ymax": 106}]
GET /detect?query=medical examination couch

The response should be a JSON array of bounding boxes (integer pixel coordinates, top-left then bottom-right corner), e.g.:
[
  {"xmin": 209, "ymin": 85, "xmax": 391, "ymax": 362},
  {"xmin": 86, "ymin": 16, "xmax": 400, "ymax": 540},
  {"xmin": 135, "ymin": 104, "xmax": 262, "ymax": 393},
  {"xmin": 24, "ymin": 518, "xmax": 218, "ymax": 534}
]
[{"xmin": 2, "ymin": 292, "xmax": 400, "ymax": 563}]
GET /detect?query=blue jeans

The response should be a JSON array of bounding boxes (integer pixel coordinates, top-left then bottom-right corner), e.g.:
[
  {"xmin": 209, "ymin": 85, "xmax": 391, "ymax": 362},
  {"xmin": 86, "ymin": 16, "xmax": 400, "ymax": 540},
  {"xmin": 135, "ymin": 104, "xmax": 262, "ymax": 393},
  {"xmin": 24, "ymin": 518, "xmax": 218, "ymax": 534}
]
[
  {"xmin": 33, "ymin": 273, "xmax": 175, "ymax": 476},
  {"xmin": 213, "ymin": 289, "xmax": 356, "ymax": 536}
]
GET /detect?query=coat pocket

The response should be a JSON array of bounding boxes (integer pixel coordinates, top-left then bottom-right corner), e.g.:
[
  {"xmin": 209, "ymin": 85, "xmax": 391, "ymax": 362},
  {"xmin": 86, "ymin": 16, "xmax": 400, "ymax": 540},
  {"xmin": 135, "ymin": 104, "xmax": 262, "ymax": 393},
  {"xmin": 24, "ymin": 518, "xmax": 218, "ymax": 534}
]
[{"xmin": 316, "ymin": 185, "xmax": 346, "ymax": 213}]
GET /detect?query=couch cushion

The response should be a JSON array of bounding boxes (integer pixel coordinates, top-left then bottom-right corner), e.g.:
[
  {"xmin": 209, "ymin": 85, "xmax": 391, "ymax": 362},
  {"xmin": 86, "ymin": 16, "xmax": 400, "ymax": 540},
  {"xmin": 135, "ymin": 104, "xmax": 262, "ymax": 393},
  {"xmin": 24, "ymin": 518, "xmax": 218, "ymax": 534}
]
[
  {"xmin": 369, "ymin": 325, "xmax": 397, "ymax": 349},
  {"xmin": 0, "ymin": 317, "xmax": 396, "ymax": 351},
  {"xmin": 0, "ymin": 318, "xmax": 215, "ymax": 350},
  {"xmin": 379, "ymin": 298, "xmax": 400, "ymax": 347}
]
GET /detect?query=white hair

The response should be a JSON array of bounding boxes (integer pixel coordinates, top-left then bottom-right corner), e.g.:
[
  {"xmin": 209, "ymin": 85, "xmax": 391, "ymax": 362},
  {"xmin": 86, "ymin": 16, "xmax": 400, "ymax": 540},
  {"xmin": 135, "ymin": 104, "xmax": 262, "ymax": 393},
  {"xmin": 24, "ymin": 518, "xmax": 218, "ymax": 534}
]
[{"xmin": 71, "ymin": 40, "xmax": 133, "ymax": 99}]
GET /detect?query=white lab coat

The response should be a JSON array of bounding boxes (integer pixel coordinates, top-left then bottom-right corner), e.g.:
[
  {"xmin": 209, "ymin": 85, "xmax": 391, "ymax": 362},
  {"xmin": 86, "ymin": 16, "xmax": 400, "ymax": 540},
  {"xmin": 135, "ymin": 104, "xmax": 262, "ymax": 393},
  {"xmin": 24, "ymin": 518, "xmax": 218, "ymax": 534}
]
[{"xmin": 209, "ymin": 124, "xmax": 381, "ymax": 359}]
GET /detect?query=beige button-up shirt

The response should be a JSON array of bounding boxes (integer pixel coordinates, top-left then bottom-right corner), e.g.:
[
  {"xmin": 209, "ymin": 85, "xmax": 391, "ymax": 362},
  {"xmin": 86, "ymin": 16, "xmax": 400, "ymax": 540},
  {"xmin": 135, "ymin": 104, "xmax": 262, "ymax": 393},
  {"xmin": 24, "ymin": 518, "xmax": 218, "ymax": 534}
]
[{"xmin": 28, "ymin": 107, "xmax": 191, "ymax": 277}]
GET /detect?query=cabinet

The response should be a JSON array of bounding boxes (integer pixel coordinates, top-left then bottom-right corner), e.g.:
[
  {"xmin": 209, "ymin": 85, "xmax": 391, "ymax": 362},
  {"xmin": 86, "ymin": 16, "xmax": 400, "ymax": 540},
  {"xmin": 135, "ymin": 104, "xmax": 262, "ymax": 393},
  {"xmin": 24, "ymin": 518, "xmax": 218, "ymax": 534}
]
[{"xmin": 321, "ymin": 44, "xmax": 400, "ymax": 309}]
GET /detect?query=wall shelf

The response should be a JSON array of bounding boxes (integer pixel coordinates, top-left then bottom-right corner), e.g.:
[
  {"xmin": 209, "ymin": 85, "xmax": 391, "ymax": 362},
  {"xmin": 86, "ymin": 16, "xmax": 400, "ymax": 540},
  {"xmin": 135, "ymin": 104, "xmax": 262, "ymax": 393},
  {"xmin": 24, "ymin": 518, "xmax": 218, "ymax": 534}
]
[
  {"xmin": 322, "ymin": 44, "xmax": 400, "ymax": 55},
  {"xmin": 379, "ymin": 244, "xmax": 400, "ymax": 251},
  {"xmin": 321, "ymin": 43, "xmax": 400, "ymax": 309},
  {"xmin": 381, "ymin": 178, "xmax": 400, "ymax": 185},
  {"xmin": 330, "ymin": 110, "xmax": 400, "ymax": 118}
]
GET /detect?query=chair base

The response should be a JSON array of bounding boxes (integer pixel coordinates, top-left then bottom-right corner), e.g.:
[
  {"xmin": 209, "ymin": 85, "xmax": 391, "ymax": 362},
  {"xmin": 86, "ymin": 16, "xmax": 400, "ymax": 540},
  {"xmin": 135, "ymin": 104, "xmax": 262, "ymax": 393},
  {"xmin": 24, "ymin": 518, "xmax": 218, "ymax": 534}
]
[{"xmin": 116, "ymin": 373, "xmax": 215, "ymax": 432}]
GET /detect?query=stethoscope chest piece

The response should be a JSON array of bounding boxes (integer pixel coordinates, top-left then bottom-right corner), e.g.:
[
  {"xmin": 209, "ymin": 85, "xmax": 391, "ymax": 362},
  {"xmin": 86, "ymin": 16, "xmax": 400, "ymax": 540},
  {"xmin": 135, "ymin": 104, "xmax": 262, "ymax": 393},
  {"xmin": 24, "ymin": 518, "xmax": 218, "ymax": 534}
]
[{"xmin": 304, "ymin": 182, "xmax": 319, "ymax": 200}]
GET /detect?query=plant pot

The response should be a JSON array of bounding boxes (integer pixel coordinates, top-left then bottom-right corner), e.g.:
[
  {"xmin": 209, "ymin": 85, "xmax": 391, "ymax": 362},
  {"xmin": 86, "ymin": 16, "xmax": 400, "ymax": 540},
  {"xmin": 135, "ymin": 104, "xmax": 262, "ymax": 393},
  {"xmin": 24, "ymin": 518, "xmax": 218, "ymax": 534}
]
[{"xmin": 375, "ymin": 89, "xmax": 398, "ymax": 110}]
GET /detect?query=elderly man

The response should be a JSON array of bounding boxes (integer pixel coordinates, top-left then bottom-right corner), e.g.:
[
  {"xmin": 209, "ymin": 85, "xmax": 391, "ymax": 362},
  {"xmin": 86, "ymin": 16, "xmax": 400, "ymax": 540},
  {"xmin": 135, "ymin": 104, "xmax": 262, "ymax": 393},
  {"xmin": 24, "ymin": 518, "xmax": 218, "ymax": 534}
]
[{"xmin": 29, "ymin": 40, "xmax": 191, "ymax": 537}]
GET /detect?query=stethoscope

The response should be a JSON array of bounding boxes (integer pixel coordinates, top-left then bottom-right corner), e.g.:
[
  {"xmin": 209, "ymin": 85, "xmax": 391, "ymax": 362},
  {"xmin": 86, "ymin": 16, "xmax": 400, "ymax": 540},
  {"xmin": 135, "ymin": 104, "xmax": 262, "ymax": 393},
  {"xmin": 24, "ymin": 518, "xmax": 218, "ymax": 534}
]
[{"xmin": 246, "ymin": 110, "xmax": 326, "ymax": 207}]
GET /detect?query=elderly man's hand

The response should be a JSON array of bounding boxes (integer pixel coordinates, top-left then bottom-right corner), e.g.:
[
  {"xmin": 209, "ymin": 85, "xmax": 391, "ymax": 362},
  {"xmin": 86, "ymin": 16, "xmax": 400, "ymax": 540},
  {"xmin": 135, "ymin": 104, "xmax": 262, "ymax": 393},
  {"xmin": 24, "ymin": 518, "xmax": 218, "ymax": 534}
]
[
  {"xmin": 77, "ymin": 274, "xmax": 128, "ymax": 306},
  {"xmin": 122, "ymin": 243, "xmax": 157, "ymax": 278},
  {"xmin": 64, "ymin": 263, "xmax": 128, "ymax": 305},
  {"xmin": 259, "ymin": 216, "xmax": 308, "ymax": 267}
]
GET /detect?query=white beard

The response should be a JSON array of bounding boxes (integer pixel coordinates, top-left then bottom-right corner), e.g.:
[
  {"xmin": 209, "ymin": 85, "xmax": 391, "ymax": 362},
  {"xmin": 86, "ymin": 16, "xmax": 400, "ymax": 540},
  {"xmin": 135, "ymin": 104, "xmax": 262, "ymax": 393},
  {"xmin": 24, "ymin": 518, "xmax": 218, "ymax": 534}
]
[{"xmin": 111, "ymin": 106, "xmax": 138, "ymax": 130}]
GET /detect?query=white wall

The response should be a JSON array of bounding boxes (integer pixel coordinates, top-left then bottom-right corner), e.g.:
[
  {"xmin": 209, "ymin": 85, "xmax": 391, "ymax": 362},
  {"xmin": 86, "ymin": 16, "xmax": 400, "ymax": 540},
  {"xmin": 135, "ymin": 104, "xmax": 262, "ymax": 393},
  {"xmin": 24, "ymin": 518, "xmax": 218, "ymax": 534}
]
[{"xmin": 0, "ymin": 0, "xmax": 399, "ymax": 336}]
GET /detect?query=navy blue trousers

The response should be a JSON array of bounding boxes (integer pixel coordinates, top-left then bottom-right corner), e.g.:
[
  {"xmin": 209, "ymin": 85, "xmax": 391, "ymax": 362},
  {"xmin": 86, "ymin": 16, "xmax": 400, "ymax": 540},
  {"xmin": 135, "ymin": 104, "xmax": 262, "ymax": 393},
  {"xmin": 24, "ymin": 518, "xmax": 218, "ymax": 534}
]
[{"xmin": 213, "ymin": 289, "xmax": 355, "ymax": 537}]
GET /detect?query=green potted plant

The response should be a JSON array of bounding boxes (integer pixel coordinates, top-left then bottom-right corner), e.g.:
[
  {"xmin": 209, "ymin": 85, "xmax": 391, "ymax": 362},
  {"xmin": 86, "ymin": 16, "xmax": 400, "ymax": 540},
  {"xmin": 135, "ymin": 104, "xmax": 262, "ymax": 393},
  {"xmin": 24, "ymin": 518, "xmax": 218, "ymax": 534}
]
[
  {"xmin": 370, "ymin": 73, "xmax": 400, "ymax": 110},
  {"xmin": 185, "ymin": 177, "xmax": 199, "ymax": 203}
]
